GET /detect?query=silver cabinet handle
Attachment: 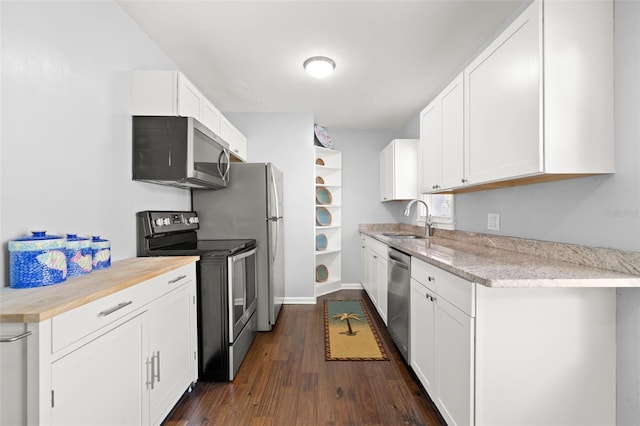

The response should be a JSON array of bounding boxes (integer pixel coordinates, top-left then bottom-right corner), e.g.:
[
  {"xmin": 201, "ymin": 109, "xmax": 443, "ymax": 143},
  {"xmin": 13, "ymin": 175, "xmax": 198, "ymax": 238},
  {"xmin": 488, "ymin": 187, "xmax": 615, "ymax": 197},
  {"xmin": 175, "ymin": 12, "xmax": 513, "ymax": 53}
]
[
  {"xmin": 0, "ymin": 331, "xmax": 32, "ymax": 342},
  {"xmin": 98, "ymin": 301, "xmax": 132, "ymax": 317},
  {"xmin": 146, "ymin": 356, "xmax": 154, "ymax": 390},
  {"xmin": 428, "ymin": 276, "xmax": 435, "ymax": 282},
  {"xmin": 168, "ymin": 275, "xmax": 187, "ymax": 284},
  {"xmin": 154, "ymin": 351, "xmax": 161, "ymax": 383}
]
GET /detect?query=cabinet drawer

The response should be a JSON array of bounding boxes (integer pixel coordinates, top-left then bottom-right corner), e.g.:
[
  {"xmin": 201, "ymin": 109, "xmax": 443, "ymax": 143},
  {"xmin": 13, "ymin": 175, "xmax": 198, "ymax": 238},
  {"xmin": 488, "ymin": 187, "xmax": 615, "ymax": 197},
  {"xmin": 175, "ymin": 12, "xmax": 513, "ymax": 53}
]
[
  {"xmin": 362, "ymin": 234, "xmax": 388, "ymax": 258},
  {"xmin": 411, "ymin": 257, "xmax": 437, "ymax": 293},
  {"xmin": 51, "ymin": 264, "xmax": 195, "ymax": 353},
  {"xmin": 411, "ymin": 258, "xmax": 475, "ymax": 316}
]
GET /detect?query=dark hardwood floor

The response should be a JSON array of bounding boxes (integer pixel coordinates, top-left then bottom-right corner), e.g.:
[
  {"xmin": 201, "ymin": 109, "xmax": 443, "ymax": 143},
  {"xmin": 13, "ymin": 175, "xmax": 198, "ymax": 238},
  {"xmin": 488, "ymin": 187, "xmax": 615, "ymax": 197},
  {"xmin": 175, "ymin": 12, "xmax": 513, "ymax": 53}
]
[{"xmin": 164, "ymin": 289, "xmax": 445, "ymax": 426}]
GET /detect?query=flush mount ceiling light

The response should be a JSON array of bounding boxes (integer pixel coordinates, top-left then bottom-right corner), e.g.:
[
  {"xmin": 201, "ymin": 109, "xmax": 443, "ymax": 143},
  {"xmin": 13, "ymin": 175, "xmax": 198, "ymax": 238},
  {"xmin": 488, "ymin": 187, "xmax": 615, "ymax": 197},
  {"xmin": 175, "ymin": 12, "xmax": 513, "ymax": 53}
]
[{"xmin": 303, "ymin": 56, "xmax": 336, "ymax": 78}]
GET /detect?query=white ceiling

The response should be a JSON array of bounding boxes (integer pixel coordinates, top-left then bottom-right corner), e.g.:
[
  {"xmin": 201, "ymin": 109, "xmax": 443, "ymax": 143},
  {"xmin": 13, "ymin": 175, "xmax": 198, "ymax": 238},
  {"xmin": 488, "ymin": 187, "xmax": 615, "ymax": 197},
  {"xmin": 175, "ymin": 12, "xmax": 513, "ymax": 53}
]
[{"xmin": 117, "ymin": 0, "xmax": 527, "ymax": 130}]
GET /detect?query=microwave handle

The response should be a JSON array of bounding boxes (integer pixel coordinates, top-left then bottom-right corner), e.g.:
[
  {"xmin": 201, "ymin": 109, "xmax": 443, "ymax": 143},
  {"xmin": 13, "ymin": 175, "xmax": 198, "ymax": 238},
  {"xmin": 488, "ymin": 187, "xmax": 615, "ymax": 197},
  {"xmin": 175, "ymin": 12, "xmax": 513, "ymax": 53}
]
[{"xmin": 217, "ymin": 149, "xmax": 231, "ymax": 181}]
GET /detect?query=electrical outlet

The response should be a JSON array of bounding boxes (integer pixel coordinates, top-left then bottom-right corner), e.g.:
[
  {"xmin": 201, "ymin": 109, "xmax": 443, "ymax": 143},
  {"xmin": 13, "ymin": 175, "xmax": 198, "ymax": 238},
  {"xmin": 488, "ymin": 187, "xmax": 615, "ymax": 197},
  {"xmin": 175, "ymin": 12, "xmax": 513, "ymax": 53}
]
[{"xmin": 487, "ymin": 213, "xmax": 500, "ymax": 231}]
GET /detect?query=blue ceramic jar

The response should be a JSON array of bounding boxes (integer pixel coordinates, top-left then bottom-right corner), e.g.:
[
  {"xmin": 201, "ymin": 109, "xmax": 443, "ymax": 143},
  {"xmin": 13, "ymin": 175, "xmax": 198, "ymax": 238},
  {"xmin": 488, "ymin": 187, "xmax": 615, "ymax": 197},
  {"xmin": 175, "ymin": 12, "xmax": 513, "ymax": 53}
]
[
  {"xmin": 8, "ymin": 231, "xmax": 67, "ymax": 288},
  {"xmin": 91, "ymin": 236, "xmax": 111, "ymax": 270},
  {"xmin": 65, "ymin": 234, "xmax": 92, "ymax": 277}
]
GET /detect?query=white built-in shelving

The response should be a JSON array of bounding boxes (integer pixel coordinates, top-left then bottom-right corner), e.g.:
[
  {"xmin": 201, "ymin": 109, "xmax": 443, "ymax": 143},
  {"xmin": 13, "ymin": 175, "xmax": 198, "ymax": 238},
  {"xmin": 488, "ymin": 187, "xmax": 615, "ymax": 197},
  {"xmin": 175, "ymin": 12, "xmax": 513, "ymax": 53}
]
[{"xmin": 314, "ymin": 146, "xmax": 342, "ymax": 296}]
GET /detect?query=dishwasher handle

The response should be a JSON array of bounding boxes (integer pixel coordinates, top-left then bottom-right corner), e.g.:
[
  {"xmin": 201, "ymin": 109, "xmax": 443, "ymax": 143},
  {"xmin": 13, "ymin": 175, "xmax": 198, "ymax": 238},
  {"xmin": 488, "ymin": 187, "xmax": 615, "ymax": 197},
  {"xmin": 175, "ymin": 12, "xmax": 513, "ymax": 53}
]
[
  {"xmin": 388, "ymin": 248, "xmax": 411, "ymax": 265},
  {"xmin": 388, "ymin": 256, "xmax": 409, "ymax": 271}
]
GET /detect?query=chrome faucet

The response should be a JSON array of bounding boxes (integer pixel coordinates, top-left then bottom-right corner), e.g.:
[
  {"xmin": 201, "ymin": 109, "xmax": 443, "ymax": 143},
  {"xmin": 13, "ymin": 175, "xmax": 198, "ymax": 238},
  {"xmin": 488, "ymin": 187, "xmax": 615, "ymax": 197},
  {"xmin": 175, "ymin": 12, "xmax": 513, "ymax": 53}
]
[{"xmin": 404, "ymin": 199, "xmax": 434, "ymax": 237}]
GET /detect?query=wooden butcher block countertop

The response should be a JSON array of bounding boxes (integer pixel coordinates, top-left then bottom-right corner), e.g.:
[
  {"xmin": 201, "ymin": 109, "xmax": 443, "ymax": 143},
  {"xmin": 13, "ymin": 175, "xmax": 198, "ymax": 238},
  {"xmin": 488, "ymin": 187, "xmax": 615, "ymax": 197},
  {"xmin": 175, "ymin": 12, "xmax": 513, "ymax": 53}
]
[{"xmin": 0, "ymin": 256, "xmax": 199, "ymax": 323}]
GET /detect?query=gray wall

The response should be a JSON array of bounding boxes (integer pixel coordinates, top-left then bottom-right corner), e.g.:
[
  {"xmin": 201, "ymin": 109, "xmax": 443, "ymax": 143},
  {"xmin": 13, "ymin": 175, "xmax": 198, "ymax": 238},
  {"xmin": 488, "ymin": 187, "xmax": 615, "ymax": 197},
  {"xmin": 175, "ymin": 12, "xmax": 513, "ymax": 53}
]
[
  {"xmin": 225, "ymin": 112, "xmax": 315, "ymax": 301},
  {"xmin": 1, "ymin": 1, "xmax": 191, "ymax": 285},
  {"xmin": 328, "ymin": 128, "xmax": 405, "ymax": 283},
  {"xmin": 453, "ymin": 1, "xmax": 640, "ymax": 422}
]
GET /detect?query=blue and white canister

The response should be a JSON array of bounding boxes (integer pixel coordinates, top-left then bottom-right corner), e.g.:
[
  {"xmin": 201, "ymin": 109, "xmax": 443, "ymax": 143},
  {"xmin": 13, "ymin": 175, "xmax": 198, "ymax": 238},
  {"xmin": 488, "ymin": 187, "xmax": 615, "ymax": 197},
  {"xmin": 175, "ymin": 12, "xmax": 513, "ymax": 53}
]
[
  {"xmin": 8, "ymin": 231, "xmax": 67, "ymax": 288},
  {"xmin": 91, "ymin": 236, "xmax": 111, "ymax": 270},
  {"xmin": 65, "ymin": 234, "xmax": 92, "ymax": 277}
]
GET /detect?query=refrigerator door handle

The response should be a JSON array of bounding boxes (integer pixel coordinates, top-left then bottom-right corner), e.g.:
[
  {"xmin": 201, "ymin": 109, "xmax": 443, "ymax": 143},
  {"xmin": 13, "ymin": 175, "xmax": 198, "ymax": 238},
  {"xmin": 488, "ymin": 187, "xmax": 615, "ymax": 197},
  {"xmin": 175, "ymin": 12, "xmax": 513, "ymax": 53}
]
[
  {"xmin": 273, "ymin": 219, "xmax": 279, "ymax": 264},
  {"xmin": 270, "ymin": 166, "xmax": 280, "ymax": 219}
]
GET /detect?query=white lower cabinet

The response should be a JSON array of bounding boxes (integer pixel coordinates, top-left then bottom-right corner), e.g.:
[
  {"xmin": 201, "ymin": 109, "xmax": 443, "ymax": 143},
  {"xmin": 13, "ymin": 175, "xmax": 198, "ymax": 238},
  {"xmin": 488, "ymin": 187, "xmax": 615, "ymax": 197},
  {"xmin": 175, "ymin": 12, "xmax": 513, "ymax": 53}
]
[
  {"xmin": 147, "ymin": 282, "xmax": 197, "ymax": 425},
  {"xmin": 410, "ymin": 260, "xmax": 473, "ymax": 426},
  {"xmin": 360, "ymin": 234, "xmax": 388, "ymax": 324},
  {"xmin": 434, "ymin": 297, "xmax": 474, "ymax": 426},
  {"xmin": 51, "ymin": 313, "xmax": 148, "ymax": 425},
  {"xmin": 2, "ymin": 263, "xmax": 198, "ymax": 426},
  {"xmin": 409, "ymin": 278, "xmax": 435, "ymax": 395},
  {"xmin": 410, "ymin": 257, "xmax": 616, "ymax": 426}
]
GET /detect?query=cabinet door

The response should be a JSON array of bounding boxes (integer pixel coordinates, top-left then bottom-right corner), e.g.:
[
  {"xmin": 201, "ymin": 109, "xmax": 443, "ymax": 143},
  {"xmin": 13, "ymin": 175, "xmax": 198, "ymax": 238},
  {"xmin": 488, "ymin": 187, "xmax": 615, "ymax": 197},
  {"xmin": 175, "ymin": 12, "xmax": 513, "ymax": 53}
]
[
  {"xmin": 202, "ymin": 100, "xmax": 221, "ymax": 134},
  {"xmin": 360, "ymin": 238, "xmax": 368, "ymax": 292},
  {"xmin": 374, "ymin": 255, "xmax": 388, "ymax": 324},
  {"xmin": 220, "ymin": 116, "xmax": 247, "ymax": 161},
  {"xmin": 364, "ymin": 247, "xmax": 378, "ymax": 307},
  {"xmin": 410, "ymin": 278, "xmax": 435, "ymax": 395},
  {"xmin": 379, "ymin": 143, "xmax": 393, "ymax": 201},
  {"xmin": 51, "ymin": 313, "xmax": 148, "ymax": 426},
  {"xmin": 177, "ymin": 74, "xmax": 203, "ymax": 120},
  {"xmin": 435, "ymin": 297, "xmax": 474, "ymax": 426},
  {"xmin": 440, "ymin": 74, "xmax": 465, "ymax": 190},
  {"xmin": 148, "ymin": 283, "xmax": 196, "ymax": 425},
  {"xmin": 420, "ymin": 101, "xmax": 442, "ymax": 192},
  {"xmin": 464, "ymin": 2, "xmax": 541, "ymax": 185}
]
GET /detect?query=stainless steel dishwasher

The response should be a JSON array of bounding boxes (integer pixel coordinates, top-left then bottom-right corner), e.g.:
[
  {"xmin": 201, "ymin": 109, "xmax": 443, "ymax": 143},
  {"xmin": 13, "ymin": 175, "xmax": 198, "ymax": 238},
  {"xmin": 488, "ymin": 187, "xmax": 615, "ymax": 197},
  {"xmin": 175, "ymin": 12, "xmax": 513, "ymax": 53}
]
[{"xmin": 387, "ymin": 247, "xmax": 411, "ymax": 363}]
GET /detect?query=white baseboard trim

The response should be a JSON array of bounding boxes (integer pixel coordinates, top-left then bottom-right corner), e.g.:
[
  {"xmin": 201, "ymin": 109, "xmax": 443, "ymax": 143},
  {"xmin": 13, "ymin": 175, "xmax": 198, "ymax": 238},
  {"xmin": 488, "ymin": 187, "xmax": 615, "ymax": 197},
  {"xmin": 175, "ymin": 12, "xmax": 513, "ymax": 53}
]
[
  {"xmin": 283, "ymin": 297, "xmax": 316, "ymax": 304},
  {"xmin": 341, "ymin": 282, "xmax": 363, "ymax": 290},
  {"xmin": 283, "ymin": 283, "xmax": 364, "ymax": 305}
]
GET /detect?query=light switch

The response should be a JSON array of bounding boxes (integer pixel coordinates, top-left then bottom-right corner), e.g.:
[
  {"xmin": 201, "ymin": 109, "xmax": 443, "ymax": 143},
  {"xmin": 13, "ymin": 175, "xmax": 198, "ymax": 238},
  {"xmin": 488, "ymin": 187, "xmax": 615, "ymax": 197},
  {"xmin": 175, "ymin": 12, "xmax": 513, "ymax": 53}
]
[{"xmin": 488, "ymin": 213, "xmax": 500, "ymax": 231}]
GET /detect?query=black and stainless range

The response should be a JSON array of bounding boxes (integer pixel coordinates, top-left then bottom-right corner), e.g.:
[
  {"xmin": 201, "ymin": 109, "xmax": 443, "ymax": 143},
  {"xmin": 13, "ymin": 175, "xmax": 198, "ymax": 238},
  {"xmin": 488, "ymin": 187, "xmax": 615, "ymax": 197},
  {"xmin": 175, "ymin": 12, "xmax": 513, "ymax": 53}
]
[{"xmin": 136, "ymin": 210, "xmax": 257, "ymax": 381}]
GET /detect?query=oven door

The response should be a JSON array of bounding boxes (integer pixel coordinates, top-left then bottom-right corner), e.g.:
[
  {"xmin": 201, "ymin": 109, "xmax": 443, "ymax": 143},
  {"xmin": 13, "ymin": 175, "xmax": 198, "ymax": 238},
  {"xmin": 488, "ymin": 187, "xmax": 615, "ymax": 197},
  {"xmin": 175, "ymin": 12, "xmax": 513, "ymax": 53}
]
[{"xmin": 228, "ymin": 247, "xmax": 257, "ymax": 342}]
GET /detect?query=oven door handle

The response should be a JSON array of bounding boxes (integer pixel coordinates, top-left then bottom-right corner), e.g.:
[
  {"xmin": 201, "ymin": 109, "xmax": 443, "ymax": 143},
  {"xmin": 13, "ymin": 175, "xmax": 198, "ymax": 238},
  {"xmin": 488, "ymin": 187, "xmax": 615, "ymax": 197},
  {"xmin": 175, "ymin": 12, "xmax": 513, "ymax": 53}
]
[
  {"xmin": 228, "ymin": 246, "xmax": 257, "ymax": 344},
  {"xmin": 229, "ymin": 247, "xmax": 257, "ymax": 263}
]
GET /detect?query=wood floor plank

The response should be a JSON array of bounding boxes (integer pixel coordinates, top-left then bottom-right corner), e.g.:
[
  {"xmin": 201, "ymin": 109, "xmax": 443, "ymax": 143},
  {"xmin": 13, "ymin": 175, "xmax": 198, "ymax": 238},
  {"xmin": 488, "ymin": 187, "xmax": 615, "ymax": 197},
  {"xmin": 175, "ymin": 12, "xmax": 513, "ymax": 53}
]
[{"xmin": 163, "ymin": 290, "xmax": 445, "ymax": 426}]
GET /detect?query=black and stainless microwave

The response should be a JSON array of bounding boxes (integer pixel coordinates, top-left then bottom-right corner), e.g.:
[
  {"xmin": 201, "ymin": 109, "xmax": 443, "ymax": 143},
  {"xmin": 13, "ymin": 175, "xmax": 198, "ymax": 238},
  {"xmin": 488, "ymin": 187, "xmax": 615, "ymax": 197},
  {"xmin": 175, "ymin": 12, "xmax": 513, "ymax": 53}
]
[{"xmin": 132, "ymin": 116, "xmax": 230, "ymax": 190}]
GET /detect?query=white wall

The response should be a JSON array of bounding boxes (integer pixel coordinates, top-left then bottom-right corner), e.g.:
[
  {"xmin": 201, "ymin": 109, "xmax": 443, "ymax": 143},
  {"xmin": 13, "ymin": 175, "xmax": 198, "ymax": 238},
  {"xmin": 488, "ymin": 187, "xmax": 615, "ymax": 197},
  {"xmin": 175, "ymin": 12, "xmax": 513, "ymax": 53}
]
[
  {"xmin": 0, "ymin": 1, "xmax": 191, "ymax": 285},
  {"xmin": 327, "ymin": 128, "xmax": 404, "ymax": 283},
  {"xmin": 225, "ymin": 112, "xmax": 315, "ymax": 300},
  {"xmin": 450, "ymin": 1, "xmax": 640, "ymax": 422}
]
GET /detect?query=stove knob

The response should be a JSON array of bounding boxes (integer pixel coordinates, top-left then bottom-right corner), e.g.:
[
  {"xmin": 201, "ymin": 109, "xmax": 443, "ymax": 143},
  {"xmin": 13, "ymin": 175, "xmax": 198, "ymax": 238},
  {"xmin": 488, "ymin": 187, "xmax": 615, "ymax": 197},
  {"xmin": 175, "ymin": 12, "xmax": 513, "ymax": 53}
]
[
  {"xmin": 188, "ymin": 217, "xmax": 197, "ymax": 224},
  {"xmin": 194, "ymin": 217, "xmax": 199, "ymax": 223},
  {"xmin": 154, "ymin": 218, "xmax": 164, "ymax": 227},
  {"xmin": 163, "ymin": 218, "xmax": 171, "ymax": 226}
]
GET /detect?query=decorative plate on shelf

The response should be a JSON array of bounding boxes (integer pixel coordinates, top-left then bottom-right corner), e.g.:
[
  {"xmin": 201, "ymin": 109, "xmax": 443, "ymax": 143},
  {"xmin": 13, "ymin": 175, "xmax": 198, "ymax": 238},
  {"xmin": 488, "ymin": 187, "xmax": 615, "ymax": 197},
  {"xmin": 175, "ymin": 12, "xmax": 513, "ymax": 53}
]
[
  {"xmin": 316, "ymin": 186, "xmax": 333, "ymax": 205},
  {"xmin": 315, "ymin": 158, "xmax": 325, "ymax": 166},
  {"xmin": 316, "ymin": 207, "xmax": 332, "ymax": 226},
  {"xmin": 314, "ymin": 125, "xmax": 333, "ymax": 149},
  {"xmin": 316, "ymin": 264, "xmax": 329, "ymax": 282},
  {"xmin": 316, "ymin": 234, "xmax": 328, "ymax": 251},
  {"xmin": 316, "ymin": 176, "xmax": 324, "ymax": 184}
]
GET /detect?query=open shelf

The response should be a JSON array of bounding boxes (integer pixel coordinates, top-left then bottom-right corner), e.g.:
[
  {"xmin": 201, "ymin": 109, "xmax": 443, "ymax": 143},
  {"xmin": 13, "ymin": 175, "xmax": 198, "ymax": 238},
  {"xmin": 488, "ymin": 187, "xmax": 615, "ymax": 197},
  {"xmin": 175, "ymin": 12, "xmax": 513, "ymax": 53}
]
[{"xmin": 314, "ymin": 146, "xmax": 342, "ymax": 296}]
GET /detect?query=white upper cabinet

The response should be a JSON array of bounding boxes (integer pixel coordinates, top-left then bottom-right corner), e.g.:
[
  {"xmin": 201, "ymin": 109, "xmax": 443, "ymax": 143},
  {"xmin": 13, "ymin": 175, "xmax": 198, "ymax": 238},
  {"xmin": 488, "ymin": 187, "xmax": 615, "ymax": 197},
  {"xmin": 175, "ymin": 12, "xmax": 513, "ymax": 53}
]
[
  {"xmin": 379, "ymin": 139, "xmax": 418, "ymax": 201},
  {"xmin": 131, "ymin": 70, "xmax": 247, "ymax": 161},
  {"xmin": 201, "ymin": 99, "xmax": 222, "ymax": 136},
  {"xmin": 220, "ymin": 115, "xmax": 248, "ymax": 162},
  {"xmin": 463, "ymin": 0, "xmax": 614, "ymax": 188},
  {"xmin": 176, "ymin": 74, "xmax": 204, "ymax": 122},
  {"xmin": 420, "ymin": 73, "xmax": 464, "ymax": 193}
]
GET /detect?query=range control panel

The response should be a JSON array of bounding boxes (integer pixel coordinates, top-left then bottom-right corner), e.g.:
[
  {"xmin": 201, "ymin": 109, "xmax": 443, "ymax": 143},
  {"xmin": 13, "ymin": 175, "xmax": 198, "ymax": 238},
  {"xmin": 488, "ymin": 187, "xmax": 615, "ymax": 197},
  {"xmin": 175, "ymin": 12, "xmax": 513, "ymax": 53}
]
[{"xmin": 138, "ymin": 211, "xmax": 199, "ymax": 236}]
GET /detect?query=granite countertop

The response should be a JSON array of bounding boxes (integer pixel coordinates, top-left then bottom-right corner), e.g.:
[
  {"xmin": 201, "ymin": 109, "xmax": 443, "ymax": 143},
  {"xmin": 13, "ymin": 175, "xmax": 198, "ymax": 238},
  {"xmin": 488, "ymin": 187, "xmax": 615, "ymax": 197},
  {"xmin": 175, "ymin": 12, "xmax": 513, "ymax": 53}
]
[{"xmin": 360, "ymin": 224, "xmax": 640, "ymax": 288}]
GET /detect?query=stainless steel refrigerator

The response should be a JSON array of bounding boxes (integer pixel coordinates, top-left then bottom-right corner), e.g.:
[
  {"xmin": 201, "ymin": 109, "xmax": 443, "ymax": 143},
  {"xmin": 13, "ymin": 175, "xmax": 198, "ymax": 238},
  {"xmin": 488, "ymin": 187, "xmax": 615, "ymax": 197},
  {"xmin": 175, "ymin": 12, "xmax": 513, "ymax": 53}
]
[{"xmin": 192, "ymin": 162, "xmax": 284, "ymax": 331}]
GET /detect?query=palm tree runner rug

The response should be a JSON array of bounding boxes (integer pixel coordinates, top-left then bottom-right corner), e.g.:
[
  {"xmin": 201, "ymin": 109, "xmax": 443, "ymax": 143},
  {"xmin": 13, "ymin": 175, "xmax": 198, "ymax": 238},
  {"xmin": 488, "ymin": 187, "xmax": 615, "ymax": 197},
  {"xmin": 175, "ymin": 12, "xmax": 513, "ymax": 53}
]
[{"xmin": 324, "ymin": 300, "xmax": 389, "ymax": 361}]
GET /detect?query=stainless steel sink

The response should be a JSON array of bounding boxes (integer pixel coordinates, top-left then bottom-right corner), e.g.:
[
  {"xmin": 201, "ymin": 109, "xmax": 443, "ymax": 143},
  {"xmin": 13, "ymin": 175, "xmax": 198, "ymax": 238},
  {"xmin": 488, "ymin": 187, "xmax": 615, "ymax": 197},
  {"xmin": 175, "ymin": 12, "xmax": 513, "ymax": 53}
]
[{"xmin": 381, "ymin": 233, "xmax": 425, "ymax": 239}]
